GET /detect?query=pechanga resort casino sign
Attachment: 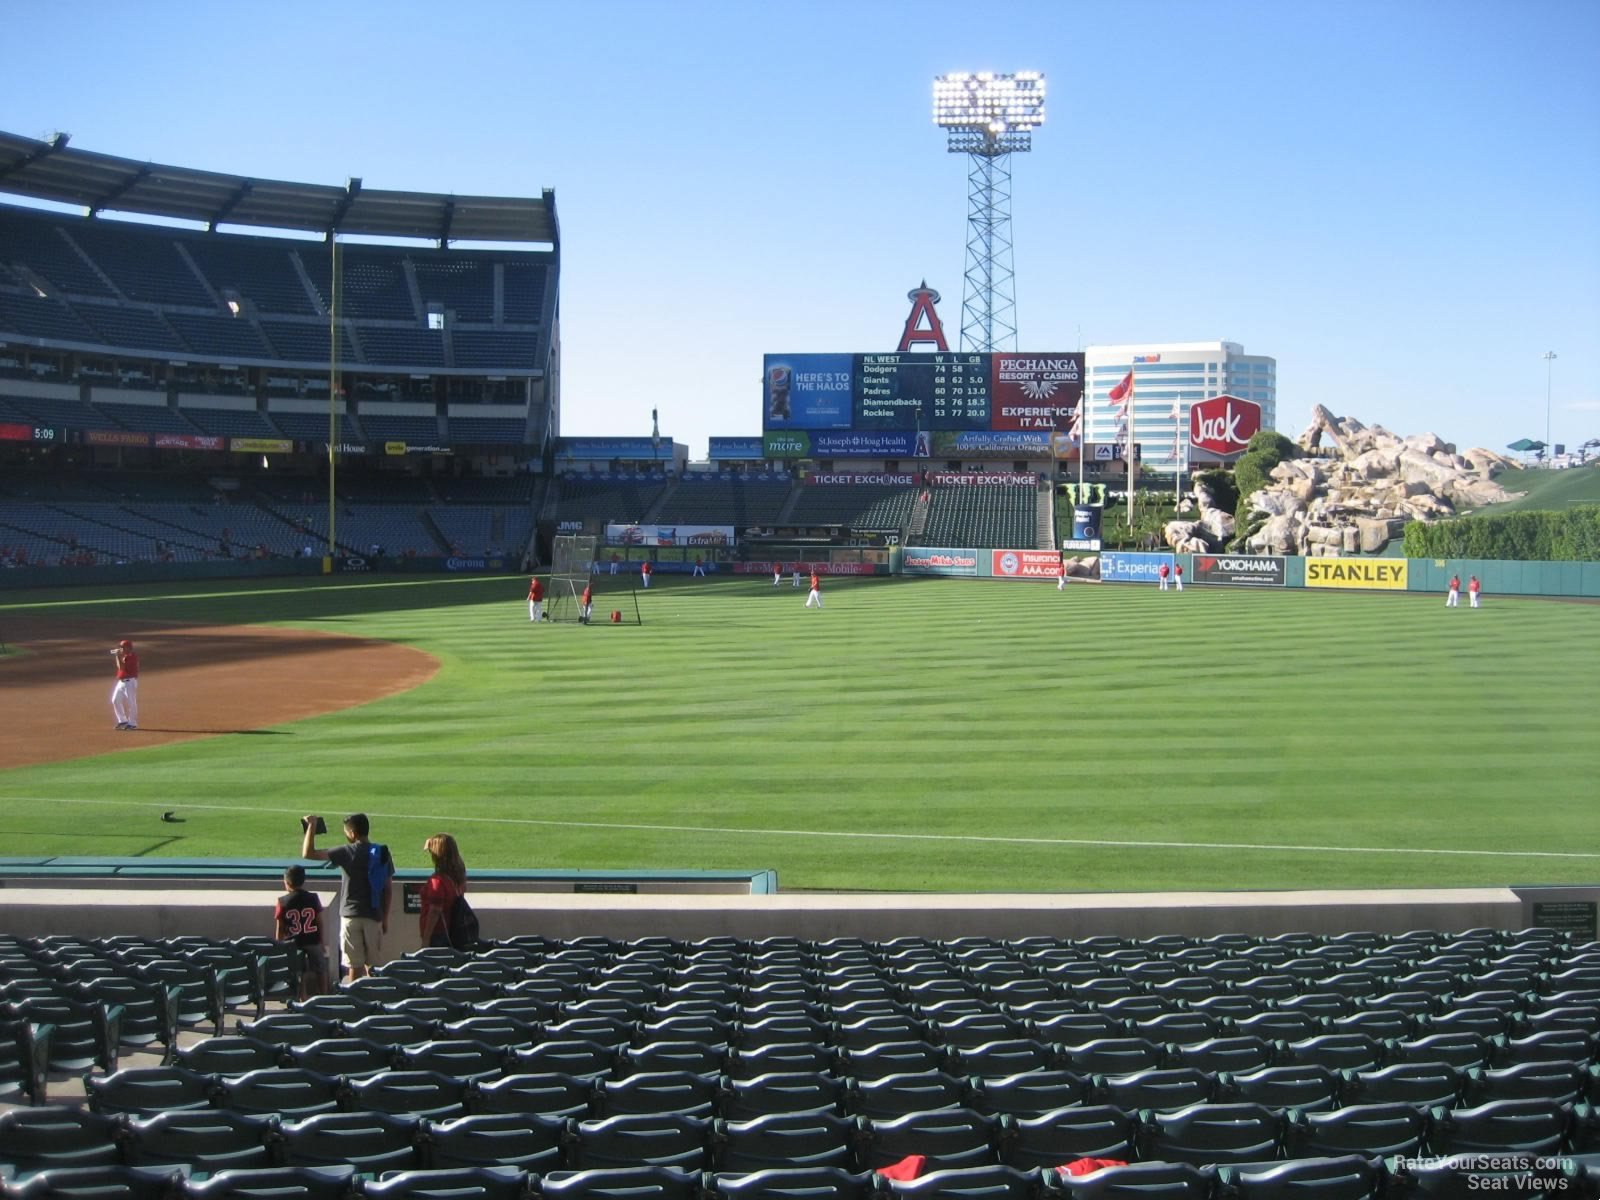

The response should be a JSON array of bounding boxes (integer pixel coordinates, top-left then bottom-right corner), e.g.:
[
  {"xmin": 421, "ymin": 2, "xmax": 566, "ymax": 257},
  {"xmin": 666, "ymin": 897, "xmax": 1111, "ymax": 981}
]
[{"xmin": 1189, "ymin": 395, "xmax": 1262, "ymax": 457}]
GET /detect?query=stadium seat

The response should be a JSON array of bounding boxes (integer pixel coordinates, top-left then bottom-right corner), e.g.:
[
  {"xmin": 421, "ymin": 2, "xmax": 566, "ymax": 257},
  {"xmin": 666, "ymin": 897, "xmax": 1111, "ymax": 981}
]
[
  {"xmin": 1426, "ymin": 1006, "xmax": 1515, "ymax": 1039},
  {"xmin": 967, "ymin": 1070, "xmax": 1090, "ymax": 1119},
  {"xmin": 1329, "ymin": 1007, "xmax": 1416, "ymax": 1041},
  {"xmin": 0, "ymin": 1106, "xmax": 124, "ymax": 1175},
  {"xmin": 710, "ymin": 1166, "xmax": 877, "ymax": 1200},
  {"xmin": 83, "ymin": 1065, "xmax": 215, "ymax": 1116},
  {"xmin": 860, "ymin": 1108, "xmax": 1001, "ymax": 1172},
  {"xmin": 1340, "ymin": 1061, "xmax": 1463, "ymax": 1108},
  {"xmin": 720, "ymin": 1070, "xmax": 849, "ymax": 1120},
  {"xmin": 1389, "ymin": 1032, "xmax": 1495, "ymax": 1071},
  {"xmin": 0, "ymin": 1019, "xmax": 51, "ymax": 1106},
  {"xmin": 620, "ymin": 1040, "xmax": 727, "ymax": 1076},
  {"xmin": 471, "ymin": 1071, "xmax": 596, "ymax": 1118},
  {"xmin": 712, "ymin": 1109, "xmax": 860, "ymax": 1172},
  {"xmin": 277, "ymin": 1110, "xmax": 422, "ymax": 1173},
  {"xmin": 511, "ymin": 1039, "xmax": 616, "ymax": 1078},
  {"xmin": 286, "ymin": 1035, "xmax": 398, "ymax": 1079},
  {"xmin": 538, "ymin": 1166, "xmax": 701, "ymax": 1200},
  {"xmin": 358, "ymin": 1166, "xmax": 531, "ymax": 1200},
  {"xmin": 420, "ymin": 1112, "xmax": 566, "ymax": 1172},
  {"xmin": 175, "ymin": 1034, "xmax": 282, "ymax": 1075},
  {"xmin": 569, "ymin": 1113, "xmax": 711, "ymax": 1171},
  {"xmin": 1171, "ymin": 1036, "xmax": 1276, "ymax": 1076},
  {"xmin": 595, "ymin": 1070, "xmax": 723, "ymax": 1119},
  {"xmin": 1284, "ymin": 1102, "xmax": 1429, "ymax": 1158},
  {"xmin": 1499, "ymin": 1029, "xmax": 1598, "ymax": 1067},
  {"xmin": 9, "ymin": 996, "xmax": 120, "ymax": 1074},
  {"xmin": 398, "ymin": 1039, "xmax": 510, "ymax": 1081},
  {"xmin": 1137, "ymin": 1102, "xmax": 1282, "ymax": 1166},
  {"xmin": 1427, "ymin": 1098, "xmax": 1573, "ymax": 1157},
  {"xmin": 878, "ymin": 1165, "xmax": 1041, "ymax": 1200},
  {"xmin": 238, "ymin": 1011, "xmax": 342, "ymax": 1048},
  {"xmin": 1059, "ymin": 1038, "xmax": 1166, "ymax": 1076},
  {"xmin": 120, "ymin": 1107, "xmax": 278, "ymax": 1173},
  {"xmin": 1095, "ymin": 1066, "xmax": 1215, "ymax": 1113},
  {"xmin": 1218, "ymin": 1155, "xmax": 1383, "ymax": 1200},
  {"xmin": 1229, "ymin": 1010, "xmax": 1321, "ymax": 1043},
  {"xmin": 1054, "ymin": 1162, "xmax": 1214, "ymax": 1200},
  {"xmin": 1000, "ymin": 1105, "xmax": 1137, "ymax": 1169},
  {"xmin": 1282, "ymin": 1034, "xmax": 1386, "ymax": 1073},
  {"xmin": 345, "ymin": 1013, "xmax": 447, "ymax": 1049},
  {"xmin": 851, "ymin": 1071, "xmax": 969, "ymax": 1119},
  {"xmin": 1464, "ymin": 1059, "xmax": 1590, "ymax": 1106},
  {"xmin": 179, "ymin": 1164, "xmax": 356, "ymax": 1199},
  {"xmin": 0, "ymin": 1165, "xmax": 182, "ymax": 1200},
  {"xmin": 349, "ymin": 1070, "xmax": 473, "ymax": 1120},
  {"xmin": 73, "ymin": 975, "xmax": 177, "ymax": 1053},
  {"xmin": 216, "ymin": 1067, "xmax": 347, "ymax": 1119}
]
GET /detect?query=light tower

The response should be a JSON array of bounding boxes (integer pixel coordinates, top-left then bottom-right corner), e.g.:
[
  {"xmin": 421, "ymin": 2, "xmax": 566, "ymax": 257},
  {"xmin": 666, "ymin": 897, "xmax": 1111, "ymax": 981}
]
[{"xmin": 933, "ymin": 71, "xmax": 1046, "ymax": 352}]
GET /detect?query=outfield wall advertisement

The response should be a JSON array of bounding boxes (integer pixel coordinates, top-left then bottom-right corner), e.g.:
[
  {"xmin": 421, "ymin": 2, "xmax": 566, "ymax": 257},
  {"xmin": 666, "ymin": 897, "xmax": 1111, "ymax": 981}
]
[
  {"xmin": 736, "ymin": 561, "xmax": 880, "ymax": 576},
  {"xmin": 1191, "ymin": 554, "xmax": 1286, "ymax": 587},
  {"xmin": 903, "ymin": 548, "xmax": 980, "ymax": 577},
  {"xmin": 1100, "ymin": 551, "xmax": 1176, "ymax": 584},
  {"xmin": 607, "ymin": 524, "xmax": 735, "ymax": 547},
  {"xmin": 991, "ymin": 549, "xmax": 1062, "ymax": 580},
  {"xmin": 1305, "ymin": 559, "xmax": 1408, "ymax": 589}
]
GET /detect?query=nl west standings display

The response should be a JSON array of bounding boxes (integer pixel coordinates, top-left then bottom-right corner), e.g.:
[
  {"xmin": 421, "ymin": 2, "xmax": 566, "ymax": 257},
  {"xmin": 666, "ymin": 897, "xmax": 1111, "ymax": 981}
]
[{"xmin": 764, "ymin": 352, "xmax": 1084, "ymax": 433}]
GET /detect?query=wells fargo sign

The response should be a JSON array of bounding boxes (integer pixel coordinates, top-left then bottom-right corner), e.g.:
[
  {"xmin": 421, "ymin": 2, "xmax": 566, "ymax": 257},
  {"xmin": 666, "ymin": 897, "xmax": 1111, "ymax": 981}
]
[{"xmin": 1305, "ymin": 558, "xmax": 1408, "ymax": 590}]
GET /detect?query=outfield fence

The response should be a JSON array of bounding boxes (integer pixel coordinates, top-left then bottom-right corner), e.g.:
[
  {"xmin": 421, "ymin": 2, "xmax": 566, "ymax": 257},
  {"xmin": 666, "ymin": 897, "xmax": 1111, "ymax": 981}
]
[{"xmin": 904, "ymin": 546, "xmax": 1600, "ymax": 598}]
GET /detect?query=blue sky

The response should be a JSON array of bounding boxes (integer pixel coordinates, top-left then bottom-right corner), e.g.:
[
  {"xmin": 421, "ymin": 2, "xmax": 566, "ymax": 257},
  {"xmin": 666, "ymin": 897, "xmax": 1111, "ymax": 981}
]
[{"xmin": 3, "ymin": 0, "xmax": 1597, "ymax": 458}]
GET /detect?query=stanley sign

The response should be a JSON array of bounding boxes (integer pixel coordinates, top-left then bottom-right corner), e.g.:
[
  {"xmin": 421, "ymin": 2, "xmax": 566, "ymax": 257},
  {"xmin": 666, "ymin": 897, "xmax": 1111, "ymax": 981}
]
[{"xmin": 1305, "ymin": 558, "xmax": 1409, "ymax": 590}]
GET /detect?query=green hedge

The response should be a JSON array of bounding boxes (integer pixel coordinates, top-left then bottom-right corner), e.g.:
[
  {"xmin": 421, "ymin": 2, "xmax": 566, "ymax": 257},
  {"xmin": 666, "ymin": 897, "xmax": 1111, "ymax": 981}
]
[{"xmin": 1401, "ymin": 505, "xmax": 1600, "ymax": 561}]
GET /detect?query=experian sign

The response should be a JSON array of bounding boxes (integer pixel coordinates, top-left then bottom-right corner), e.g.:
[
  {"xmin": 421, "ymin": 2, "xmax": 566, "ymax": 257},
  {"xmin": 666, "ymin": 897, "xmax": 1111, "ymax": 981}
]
[{"xmin": 1099, "ymin": 551, "xmax": 1175, "ymax": 583}]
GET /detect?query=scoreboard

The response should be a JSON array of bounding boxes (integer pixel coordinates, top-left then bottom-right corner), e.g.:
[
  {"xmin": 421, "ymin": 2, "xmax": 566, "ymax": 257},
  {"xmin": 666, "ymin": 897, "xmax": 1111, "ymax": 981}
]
[{"xmin": 765, "ymin": 352, "xmax": 1083, "ymax": 434}]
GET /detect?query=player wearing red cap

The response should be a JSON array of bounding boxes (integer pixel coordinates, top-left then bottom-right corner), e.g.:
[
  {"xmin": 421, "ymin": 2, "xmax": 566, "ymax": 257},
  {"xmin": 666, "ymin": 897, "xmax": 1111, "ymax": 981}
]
[{"xmin": 111, "ymin": 639, "xmax": 140, "ymax": 730}]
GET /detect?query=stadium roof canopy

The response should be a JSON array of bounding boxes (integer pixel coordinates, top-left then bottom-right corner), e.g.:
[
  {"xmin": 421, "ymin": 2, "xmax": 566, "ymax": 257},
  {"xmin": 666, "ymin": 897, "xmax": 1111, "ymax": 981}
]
[{"xmin": 0, "ymin": 130, "xmax": 557, "ymax": 246}]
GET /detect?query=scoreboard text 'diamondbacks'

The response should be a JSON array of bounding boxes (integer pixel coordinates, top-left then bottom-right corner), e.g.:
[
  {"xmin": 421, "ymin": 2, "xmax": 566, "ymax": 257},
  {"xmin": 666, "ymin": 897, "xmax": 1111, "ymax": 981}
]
[{"xmin": 764, "ymin": 352, "xmax": 1083, "ymax": 434}]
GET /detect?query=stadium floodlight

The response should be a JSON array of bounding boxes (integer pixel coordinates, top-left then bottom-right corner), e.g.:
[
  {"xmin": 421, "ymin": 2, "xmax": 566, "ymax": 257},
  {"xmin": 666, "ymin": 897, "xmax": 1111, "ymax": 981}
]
[{"xmin": 933, "ymin": 72, "xmax": 1046, "ymax": 353}]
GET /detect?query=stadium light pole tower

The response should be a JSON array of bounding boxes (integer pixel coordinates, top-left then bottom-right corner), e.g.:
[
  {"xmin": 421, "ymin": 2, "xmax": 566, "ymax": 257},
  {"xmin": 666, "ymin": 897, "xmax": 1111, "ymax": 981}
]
[{"xmin": 933, "ymin": 71, "xmax": 1045, "ymax": 353}]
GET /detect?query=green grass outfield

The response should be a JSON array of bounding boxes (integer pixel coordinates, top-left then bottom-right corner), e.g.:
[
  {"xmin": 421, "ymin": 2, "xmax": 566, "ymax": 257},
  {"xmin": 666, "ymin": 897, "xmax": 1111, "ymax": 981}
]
[{"xmin": 1, "ymin": 573, "xmax": 1596, "ymax": 893}]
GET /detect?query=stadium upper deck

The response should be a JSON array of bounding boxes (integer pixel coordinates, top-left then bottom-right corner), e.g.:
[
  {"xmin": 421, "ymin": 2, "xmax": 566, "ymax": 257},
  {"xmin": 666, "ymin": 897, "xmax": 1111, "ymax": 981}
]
[{"xmin": 0, "ymin": 131, "xmax": 559, "ymax": 448}]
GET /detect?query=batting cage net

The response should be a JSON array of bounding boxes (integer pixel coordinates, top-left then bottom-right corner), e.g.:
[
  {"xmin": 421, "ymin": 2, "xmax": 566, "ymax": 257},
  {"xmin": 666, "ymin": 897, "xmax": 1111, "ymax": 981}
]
[{"xmin": 545, "ymin": 535, "xmax": 642, "ymax": 625}]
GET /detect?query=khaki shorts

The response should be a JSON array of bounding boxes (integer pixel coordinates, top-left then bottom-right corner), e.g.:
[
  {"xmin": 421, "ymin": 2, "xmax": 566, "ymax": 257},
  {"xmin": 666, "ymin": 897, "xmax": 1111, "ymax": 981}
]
[{"xmin": 342, "ymin": 916, "xmax": 384, "ymax": 970}]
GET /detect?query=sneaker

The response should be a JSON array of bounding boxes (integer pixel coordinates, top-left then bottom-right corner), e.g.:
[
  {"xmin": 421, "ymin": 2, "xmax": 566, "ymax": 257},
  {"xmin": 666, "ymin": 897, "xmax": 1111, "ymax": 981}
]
[
  {"xmin": 115, "ymin": 721, "xmax": 129, "ymax": 730},
  {"xmin": 125, "ymin": 724, "xmax": 138, "ymax": 730}
]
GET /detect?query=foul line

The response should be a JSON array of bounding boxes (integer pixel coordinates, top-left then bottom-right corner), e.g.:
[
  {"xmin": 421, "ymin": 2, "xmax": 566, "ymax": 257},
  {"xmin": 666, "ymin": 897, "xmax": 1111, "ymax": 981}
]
[{"xmin": 16, "ymin": 796, "xmax": 1600, "ymax": 861}]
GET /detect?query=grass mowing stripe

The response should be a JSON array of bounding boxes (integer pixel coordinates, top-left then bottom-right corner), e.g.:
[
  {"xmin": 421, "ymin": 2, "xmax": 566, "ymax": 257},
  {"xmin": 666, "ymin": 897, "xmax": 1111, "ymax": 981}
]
[{"xmin": 1, "ymin": 574, "xmax": 1595, "ymax": 891}]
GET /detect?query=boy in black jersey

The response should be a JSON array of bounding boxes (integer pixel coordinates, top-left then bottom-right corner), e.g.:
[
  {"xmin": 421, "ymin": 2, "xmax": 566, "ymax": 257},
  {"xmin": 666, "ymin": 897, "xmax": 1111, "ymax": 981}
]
[{"xmin": 274, "ymin": 865, "xmax": 328, "ymax": 999}]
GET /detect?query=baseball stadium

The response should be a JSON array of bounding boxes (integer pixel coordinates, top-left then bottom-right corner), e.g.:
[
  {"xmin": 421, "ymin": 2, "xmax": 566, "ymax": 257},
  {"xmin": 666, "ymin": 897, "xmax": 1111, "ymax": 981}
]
[{"xmin": 1, "ymin": 126, "xmax": 1598, "ymax": 1195}]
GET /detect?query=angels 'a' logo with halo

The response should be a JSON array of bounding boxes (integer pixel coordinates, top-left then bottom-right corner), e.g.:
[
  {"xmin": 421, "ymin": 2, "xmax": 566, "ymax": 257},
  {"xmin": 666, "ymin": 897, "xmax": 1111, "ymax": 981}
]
[{"xmin": 1020, "ymin": 379, "xmax": 1059, "ymax": 401}]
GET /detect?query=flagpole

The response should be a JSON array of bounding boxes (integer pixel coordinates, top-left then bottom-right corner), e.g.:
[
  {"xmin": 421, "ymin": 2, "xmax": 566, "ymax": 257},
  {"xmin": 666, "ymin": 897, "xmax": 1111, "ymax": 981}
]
[
  {"xmin": 1174, "ymin": 396, "xmax": 1183, "ymax": 510},
  {"xmin": 1126, "ymin": 368, "xmax": 1136, "ymax": 529}
]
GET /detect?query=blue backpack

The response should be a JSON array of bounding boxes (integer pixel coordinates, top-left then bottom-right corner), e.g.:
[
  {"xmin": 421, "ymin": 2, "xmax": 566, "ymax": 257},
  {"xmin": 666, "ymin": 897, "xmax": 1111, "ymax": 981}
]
[{"xmin": 367, "ymin": 843, "xmax": 393, "ymax": 912}]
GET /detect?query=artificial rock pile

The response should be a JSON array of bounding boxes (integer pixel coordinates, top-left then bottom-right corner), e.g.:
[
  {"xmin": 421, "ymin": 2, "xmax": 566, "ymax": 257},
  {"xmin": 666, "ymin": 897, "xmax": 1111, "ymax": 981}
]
[{"xmin": 1166, "ymin": 406, "xmax": 1523, "ymax": 558}]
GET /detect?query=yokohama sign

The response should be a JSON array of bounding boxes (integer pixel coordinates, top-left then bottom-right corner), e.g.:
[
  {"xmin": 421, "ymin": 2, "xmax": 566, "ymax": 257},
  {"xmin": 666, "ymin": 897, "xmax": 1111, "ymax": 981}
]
[
  {"xmin": 1191, "ymin": 554, "xmax": 1285, "ymax": 587},
  {"xmin": 1189, "ymin": 394, "xmax": 1262, "ymax": 456}
]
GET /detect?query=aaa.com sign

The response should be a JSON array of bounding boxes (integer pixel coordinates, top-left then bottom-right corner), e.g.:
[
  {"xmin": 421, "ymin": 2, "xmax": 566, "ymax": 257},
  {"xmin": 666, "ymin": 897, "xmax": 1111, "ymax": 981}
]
[
  {"xmin": 1189, "ymin": 395, "xmax": 1262, "ymax": 456},
  {"xmin": 1191, "ymin": 554, "xmax": 1285, "ymax": 587},
  {"xmin": 992, "ymin": 549, "xmax": 1062, "ymax": 579}
]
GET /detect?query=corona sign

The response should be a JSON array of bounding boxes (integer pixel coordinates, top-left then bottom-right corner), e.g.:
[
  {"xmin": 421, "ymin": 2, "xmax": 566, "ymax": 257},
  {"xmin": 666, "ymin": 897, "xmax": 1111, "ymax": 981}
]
[{"xmin": 1189, "ymin": 395, "xmax": 1262, "ymax": 457}]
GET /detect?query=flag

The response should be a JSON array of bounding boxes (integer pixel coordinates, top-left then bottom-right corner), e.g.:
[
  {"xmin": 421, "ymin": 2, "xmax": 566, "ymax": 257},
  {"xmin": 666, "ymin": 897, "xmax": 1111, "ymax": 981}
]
[
  {"xmin": 1067, "ymin": 406, "xmax": 1082, "ymax": 444},
  {"xmin": 1108, "ymin": 371, "xmax": 1133, "ymax": 407},
  {"xmin": 1169, "ymin": 400, "xmax": 1181, "ymax": 421}
]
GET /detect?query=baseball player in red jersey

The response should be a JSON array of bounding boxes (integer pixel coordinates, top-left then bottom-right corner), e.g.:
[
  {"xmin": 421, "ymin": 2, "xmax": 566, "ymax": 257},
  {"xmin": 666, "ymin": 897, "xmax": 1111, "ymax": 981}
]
[
  {"xmin": 528, "ymin": 576, "xmax": 545, "ymax": 622},
  {"xmin": 1447, "ymin": 574, "xmax": 1461, "ymax": 607},
  {"xmin": 805, "ymin": 572, "xmax": 823, "ymax": 608},
  {"xmin": 1469, "ymin": 575, "xmax": 1482, "ymax": 608},
  {"xmin": 580, "ymin": 582, "xmax": 594, "ymax": 625},
  {"xmin": 1057, "ymin": 558, "xmax": 1067, "ymax": 591},
  {"xmin": 111, "ymin": 639, "xmax": 139, "ymax": 730},
  {"xmin": 640, "ymin": 561, "xmax": 652, "ymax": 588}
]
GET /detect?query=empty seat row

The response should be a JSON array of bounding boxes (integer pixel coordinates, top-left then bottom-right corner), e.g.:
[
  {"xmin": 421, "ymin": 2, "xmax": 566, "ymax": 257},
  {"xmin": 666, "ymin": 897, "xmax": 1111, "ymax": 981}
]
[{"xmin": 11, "ymin": 1097, "xmax": 1600, "ymax": 1181}]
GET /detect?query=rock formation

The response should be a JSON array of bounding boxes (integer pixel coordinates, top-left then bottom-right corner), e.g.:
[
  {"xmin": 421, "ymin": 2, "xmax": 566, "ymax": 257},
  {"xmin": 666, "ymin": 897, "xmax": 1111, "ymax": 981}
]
[{"xmin": 1164, "ymin": 406, "xmax": 1524, "ymax": 557}]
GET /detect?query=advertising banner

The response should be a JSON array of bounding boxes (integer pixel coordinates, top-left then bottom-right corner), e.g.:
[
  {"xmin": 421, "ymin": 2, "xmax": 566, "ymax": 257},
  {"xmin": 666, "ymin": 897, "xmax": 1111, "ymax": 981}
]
[
  {"xmin": 1072, "ymin": 505, "xmax": 1102, "ymax": 541},
  {"xmin": 1189, "ymin": 394, "xmax": 1262, "ymax": 457},
  {"xmin": 735, "ymin": 561, "xmax": 878, "ymax": 576},
  {"xmin": 763, "ymin": 354, "xmax": 855, "ymax": 430},
  {"xmin": 931, "ymin": 430, "xmax": 1052, "ymax": 458},
  {"xmin": 811, "ymin": 431, "xmax": 920, "ymax": 458},
  {"xmin": 709, "ymin": 437, "xmax": 765, "ymax": 460},
  {"xmin": 1060, "ymin": 538, "xmax": 1102, "ymax": 552},
  {"xmin": 153, "ymin": 433, "xmax": 225, "ymax": 451},
  {"xmin": 1090, "ymin": 442, "xmax": 1142, "ymax": 462},
  {"xmin": 445, "ymin": 556, "xmax": 511, "ymax": 572},
  {"xmin": 1305, "ymin": 558, "xmax": 1408, "ymax": 589},
  {"xmin": 763, "ymin": 431, "xmax": 810, "ymax": 459},
  {"xmin": 989, "ymin": 353, "xmax": 1084, "ymax": 432},
  {"xmin": 322, "ymin": 441, "xmax": 371, "ymax": 456},
  {"xmin": 991, "ymin": 549, "xmax": 1063, "ymax": 580},
  {"xmin": 86, "ymin": 429, "xmax": 152, "ymax": 447},
  {"xmin": 230, "ymin": 437, "xmax": 293, "ymax": 454},
  {"xmin": 385, "ymin": 441, "xmax": 453, "ymax": 456},
  {"xmin": 807, "ymin": 473, "xmax": 918, "ymax": 485},
  {"xmin": 902, "ymin": 548, "xmax": 980, "ymax": 577},
  {"xmin": 558, "ymin": 437, "xmax": 670, "ymax": 460},
  {"xmin": 927, "ymin": 472, "xmax": 1037, "ymax": 486},
  {"xmin": 1100, "ymin": 551, "xmax": 1176, "ymax": 583},
  {"xmin": 1191, "ymin": 553, "xmax": 1286, "ymax": 587},
  {"xmin": 606, "ymin": 523, "xmax": 735, "ymax": 547}
]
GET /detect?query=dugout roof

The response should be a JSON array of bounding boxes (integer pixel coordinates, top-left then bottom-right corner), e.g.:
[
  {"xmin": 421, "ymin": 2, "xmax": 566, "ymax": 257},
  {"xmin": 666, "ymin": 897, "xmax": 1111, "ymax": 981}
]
[{"xmin": 0, "ymin": 130, "xmax": 557, "ymax": 246}]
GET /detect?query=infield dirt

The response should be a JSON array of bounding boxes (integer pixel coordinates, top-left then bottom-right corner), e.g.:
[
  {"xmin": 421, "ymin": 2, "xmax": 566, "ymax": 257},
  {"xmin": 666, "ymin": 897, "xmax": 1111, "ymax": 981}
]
[{"xmin": 0, "ymin": 618, "xmax": 438, "ymax": 770}]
